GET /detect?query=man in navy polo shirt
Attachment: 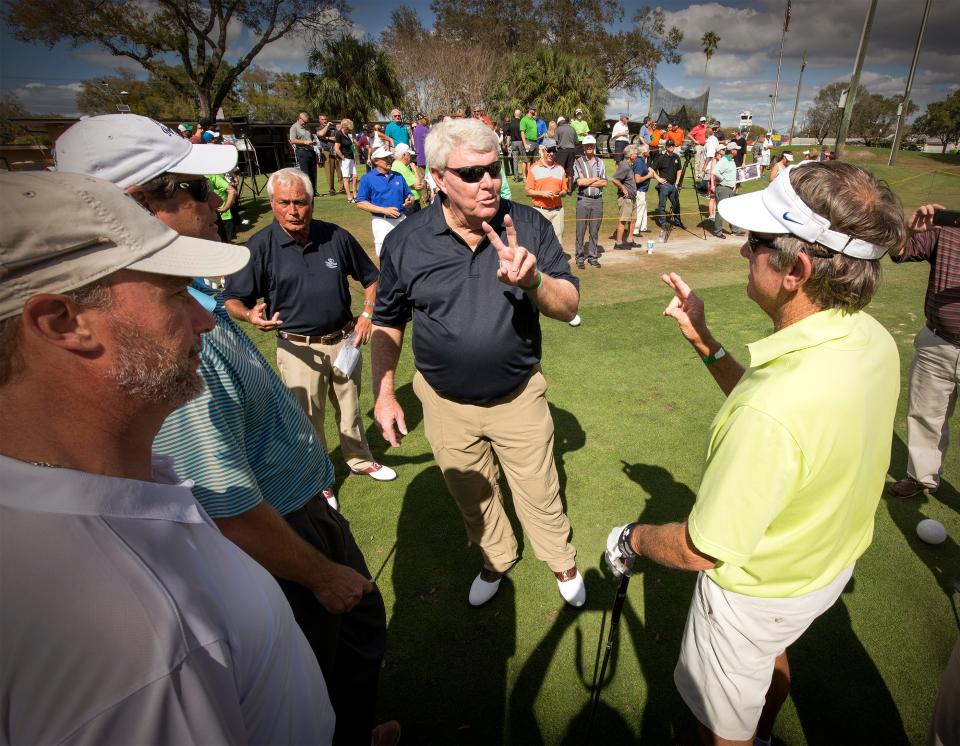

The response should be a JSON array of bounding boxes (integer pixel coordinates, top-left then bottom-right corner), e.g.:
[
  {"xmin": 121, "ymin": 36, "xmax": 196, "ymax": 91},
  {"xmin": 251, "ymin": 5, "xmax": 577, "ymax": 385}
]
[
  {"xmin": 224, "ymin": 168, "xmax": 397, "ymax": 485},
  {"xmin": 370, "ymin": 117, "xmax": 586, "ymax": 609},
  {"xmin": 356, "ymin": 147, "xmax": 416, "ymax": 257}
]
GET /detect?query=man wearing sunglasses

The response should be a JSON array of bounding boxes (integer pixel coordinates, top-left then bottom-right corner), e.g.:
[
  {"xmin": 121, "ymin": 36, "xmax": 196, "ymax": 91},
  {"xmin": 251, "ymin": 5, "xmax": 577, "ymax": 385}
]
[
  {"xmin": 57, "ymin": 115, "xmax": 397, "ymax": 746},
  {"xmin": 371, "ymin": 117, "xmax": 586, "ymax": 610},
  {"xmin": 525, "ymin": 136, "xmax": 567, "ymax": 244},
  {"xmin": 605, "ymin": 162, "xmax": 905, "ymax": 745},
  {"xmin": 385, "ymin": 108, "xmax": 411, "ymax": 149}
]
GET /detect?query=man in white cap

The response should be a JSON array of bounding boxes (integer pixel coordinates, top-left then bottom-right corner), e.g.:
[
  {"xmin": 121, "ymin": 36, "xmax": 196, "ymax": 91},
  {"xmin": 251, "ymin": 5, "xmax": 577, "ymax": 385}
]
[
  {"xmin": 760, "ymin": 131, "xmax": 774, "ymax": 174},
  {"xmin": 572, "ymin": 133, "xmax": 607, "ymax": 268},
  {"xmin": 571, "ymin": 108, "xmax": 590, "ymax": 149},
  {"xmin": 689, "ymin": 115, "xmax": 708, "ymax": 177},
  {"xmin": 55, "ymin": 114, "xmax": 397, "ymax": 745},
  {"xmin": 611, "ymin": 113, "xmax": 631, "ymax": 163},
  {"xmin": 356, "ymin": 146, "xmax": 416, "ymax": 256},
  {"xmin": 605, "ymin": 162, "xmax": 905, "ymax": 745},
  {"xmin": 0, "ymin": 170, "xmax": 335, "ymax": 744},
  {"xmin": 710, "ymin": 141, "xmax": 743, "ymax": 239}
]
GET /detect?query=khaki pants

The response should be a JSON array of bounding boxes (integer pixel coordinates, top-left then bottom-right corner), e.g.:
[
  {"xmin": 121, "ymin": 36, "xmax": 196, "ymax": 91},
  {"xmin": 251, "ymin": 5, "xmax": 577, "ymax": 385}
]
[
  {"xmin": 533, "ymin": 205, "xmax": 564, "ymax": 245},
  {"xmin": 413, "ymin": 369, "xmax": 576, "ymax": 574},
  {"xmin": 905, "ymin": 325, "xmax": 960, "ymax": 488},
  {"xmin": 276, "ymin": 334, "xmax": 376, "ymax": 472}
]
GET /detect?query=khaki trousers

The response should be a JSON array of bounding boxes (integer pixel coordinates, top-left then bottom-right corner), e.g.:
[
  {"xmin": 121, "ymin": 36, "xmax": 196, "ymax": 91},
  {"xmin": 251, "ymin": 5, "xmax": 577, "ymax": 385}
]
[
  {"xmin": 905, "ymin": 324, "xmax": 960, "ymax": 488},
  {"xmin": 413, "ymin": 368, "xmax": 576, "ymax": 574},
  {"xmin": 276, "ymin": 335, "xmax": 376, "ymax": 472},
  {"xmin": 533, "ymin": 205, "xmax": 564, "ymax": 245}
]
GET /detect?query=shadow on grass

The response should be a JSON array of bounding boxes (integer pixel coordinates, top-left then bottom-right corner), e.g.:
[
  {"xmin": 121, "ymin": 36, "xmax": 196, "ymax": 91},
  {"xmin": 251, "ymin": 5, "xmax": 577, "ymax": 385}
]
[
  {"xmin": 887, "ymin": 434, "xmax": 960, "ymax": 624},
  {"xmin": 508, "ymin": 463, "xmax": 700, "ymax": 744},
  {"xmin": 382, "ymin": 465, "xmax": 517, "ymax": 744}
]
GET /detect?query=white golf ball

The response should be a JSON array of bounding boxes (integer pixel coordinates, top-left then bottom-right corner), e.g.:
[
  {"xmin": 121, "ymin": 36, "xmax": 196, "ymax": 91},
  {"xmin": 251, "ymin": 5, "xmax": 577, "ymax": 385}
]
[
  {"xmin": 917, "ymin": 518, "xmax": 947, "ymax": 545},
  {"xmin": 568, "ymin": 314, "xmax": 582, "ymax": 327}
]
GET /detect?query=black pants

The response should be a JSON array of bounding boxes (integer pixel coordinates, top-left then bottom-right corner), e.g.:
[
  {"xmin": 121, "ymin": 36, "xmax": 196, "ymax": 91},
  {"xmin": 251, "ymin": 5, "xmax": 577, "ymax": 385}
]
[
  {"xmin": 556, "ymin": 148, "xmax": 576, "ymax": 190},
  {"xmin": 295, "ymin": 147, "xmax": 318, "ymax": 194},
  {"xmin": 613, "ymin": 139, "xmax": 627, "ymax": 163},
  {"xmin": 279, "ymin": 495, "xmax": 387, "ymax": 745}
]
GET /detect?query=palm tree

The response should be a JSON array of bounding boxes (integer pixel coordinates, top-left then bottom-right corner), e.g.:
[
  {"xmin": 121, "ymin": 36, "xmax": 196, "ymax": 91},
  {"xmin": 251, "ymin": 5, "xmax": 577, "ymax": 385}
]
[
  {"xmin": 306, "ymin": 36, "xmax": 404, "ymax": 125},
  {"xmin": 701, "ymin": 31, "xmax": 720, "ymax": 91}
]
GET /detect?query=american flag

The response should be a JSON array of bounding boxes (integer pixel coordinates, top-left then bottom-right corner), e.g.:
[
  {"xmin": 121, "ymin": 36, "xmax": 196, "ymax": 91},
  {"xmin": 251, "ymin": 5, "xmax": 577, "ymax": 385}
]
[{"xmin": 784, "ymin": 0, "xmax": 792, "ymax": 32}]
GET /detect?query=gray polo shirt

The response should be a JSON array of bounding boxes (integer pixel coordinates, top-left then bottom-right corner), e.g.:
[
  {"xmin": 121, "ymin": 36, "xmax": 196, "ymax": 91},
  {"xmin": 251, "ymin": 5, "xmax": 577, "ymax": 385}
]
[
  {"xmin": 289, "ymin": 120, "xmax": 312, "ymax": 147},
  {"xmin": 0, "ymin": 454, "xmax": 334, "ymax": 745}
]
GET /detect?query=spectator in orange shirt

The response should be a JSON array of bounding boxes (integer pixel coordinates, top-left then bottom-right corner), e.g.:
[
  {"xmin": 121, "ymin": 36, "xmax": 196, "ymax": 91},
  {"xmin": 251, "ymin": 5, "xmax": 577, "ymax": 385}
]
[
  {"xmin": 665, "ymin": 122, "xmax": 685, "ymax": 147},
  {"xmin": 525, "ymin": 137, "xmax": 567, "ymax": 244}
]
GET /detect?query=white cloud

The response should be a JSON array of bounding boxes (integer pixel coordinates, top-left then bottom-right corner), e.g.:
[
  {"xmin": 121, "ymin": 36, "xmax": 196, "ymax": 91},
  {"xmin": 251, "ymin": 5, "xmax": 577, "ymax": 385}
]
[{"xmin": 14, "ymin": 82, "xmax": 82, "ymax": 116}]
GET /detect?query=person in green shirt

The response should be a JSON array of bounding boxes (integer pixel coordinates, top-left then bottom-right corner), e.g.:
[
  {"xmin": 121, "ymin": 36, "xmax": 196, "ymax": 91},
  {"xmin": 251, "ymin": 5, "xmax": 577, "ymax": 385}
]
[
  {"xmin": 710, "ymin": 143, "xmax": 743, "ymax": 238},
  {"xmin": 518, "ymin": 106, "xmax": 539, "ymax": 179},
  {"xmin": 604, "ymin": 162, "xmax": 906, "ymax": 746},
  {"xmin": 206, "ymin": 172, "xmax": 237, "ymax": 242},
  {"xmin": 571, "ymin": 108, "xmax": 590, "ymax": 152},
  {"xmin": 390, "ymin": 144, "xmax": 424, "ymax": 212}
]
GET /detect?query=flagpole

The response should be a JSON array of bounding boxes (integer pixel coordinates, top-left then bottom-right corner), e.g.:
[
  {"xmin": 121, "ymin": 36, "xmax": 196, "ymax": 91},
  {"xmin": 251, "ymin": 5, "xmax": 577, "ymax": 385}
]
[
  {"xmin": 769, "ymin": 0, "xmax": 790, "ymax": 133},
  {"xmin": 888, "ymin": 0, "xmax": 933, "ymax": 166},
  {"xmin": 788, "ymin": 51, "xmax": 807, "ymax": 145}
]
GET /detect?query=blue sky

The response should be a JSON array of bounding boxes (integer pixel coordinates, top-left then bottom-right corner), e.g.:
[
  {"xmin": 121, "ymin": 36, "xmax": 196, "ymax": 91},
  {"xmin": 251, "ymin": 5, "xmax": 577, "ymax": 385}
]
[{"xmin": 2, "ymin": 0, "xmax": 958, "ymax": 132}]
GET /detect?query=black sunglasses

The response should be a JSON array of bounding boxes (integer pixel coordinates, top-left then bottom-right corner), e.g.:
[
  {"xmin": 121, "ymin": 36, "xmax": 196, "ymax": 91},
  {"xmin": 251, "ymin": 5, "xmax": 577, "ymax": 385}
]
[
  {"xmin": 445, "ymin": 161, "xmax": 502, "ymax": 183},
  {"xmin": 748, "ymin": 232, "xmax": 835, "ymax": 259},
  {"xmin": 176, "ymin": 179, "xmax": 211, "ymax": 202}
]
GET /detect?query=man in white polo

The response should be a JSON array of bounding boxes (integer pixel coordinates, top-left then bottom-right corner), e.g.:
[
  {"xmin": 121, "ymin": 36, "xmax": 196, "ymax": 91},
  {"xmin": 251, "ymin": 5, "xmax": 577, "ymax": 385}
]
[
  {"xmin": 0, "ymin": 171, "xmax": 334, "ymax": 744},
  {"xmin": 605, "ymin": 162, "xmax": 905, "ymax": 744}
]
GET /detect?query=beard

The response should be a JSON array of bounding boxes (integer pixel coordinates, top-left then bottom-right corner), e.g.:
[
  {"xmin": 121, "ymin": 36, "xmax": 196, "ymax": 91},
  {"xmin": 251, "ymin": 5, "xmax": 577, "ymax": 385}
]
[{"xmin": 105, "ymin": 317, "xmax": 205, "ymax": 407}]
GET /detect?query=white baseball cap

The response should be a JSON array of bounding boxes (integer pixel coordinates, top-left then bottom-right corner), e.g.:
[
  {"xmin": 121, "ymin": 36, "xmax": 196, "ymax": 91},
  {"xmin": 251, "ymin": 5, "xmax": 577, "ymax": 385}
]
[
  {"xmin": 0, "ymin": 171, "xmax": 249, "ymax": 321},
  {"xmin": 582, "ymin": 135, "xmax": 597, "ymax": 145},
  {"xmin": 557, "ymin": 116, "xmax": 567, "ymax": 124},
  {"xmin": 785, "ymin": 153, "xmax": 795, "ymax": 161},
  {"xmin": 55, "ymin": 114, "xmax": 238, "ymax": 190},
  {"xmin": 699, "ymin": 116, "xmax": 707, "ymax": 121},
  {"xmin": 371, "ymin": 146, "xmax": 394, "ymax": 160},
  {"xmin": 393, "ymin": 143, "xmax": 411, "ymax": 156},
  {"xmin": 717, "ymin": 165, "xmax": 887, "ymax": 259}
]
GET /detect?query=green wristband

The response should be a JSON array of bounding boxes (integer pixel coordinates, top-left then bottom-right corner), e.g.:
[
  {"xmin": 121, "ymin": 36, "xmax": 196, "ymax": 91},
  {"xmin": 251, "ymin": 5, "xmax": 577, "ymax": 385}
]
[
  {"xmin": 702, "ymin": 346, "xmax": 726, "ymax": 366},
  {"xmin": 519, "ymin": 271, "xmax": 543, "ymax": 292}
]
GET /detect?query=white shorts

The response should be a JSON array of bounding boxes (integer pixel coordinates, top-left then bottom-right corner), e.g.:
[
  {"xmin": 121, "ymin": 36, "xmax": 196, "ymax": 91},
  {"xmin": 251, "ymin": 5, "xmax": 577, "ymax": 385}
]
[
  {"xmin": 340, "ymin": 158, "xmax": 356, "ymax": 178},
  {"xmin": 674, "ymin": 566, "xmax": 853, "ymax": 740},
  {"xmin": 371, "ymin": 214, "xmax": 405, "ymax": 256}
]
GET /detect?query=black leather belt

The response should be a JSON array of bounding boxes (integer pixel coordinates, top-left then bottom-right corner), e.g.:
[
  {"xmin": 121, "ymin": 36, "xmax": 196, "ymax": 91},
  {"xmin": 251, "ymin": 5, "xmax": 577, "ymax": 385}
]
[
  {"xmin": 278, "ymin": 320, "xmax": 355, "ymax": 345},
  {"xmin": 926, "ymin": 320, "xmax": 960, "ymax": 346}
]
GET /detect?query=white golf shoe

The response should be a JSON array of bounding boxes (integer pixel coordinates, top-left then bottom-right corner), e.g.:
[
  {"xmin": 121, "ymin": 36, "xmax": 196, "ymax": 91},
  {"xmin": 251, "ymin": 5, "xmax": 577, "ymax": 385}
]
[
  {"xmin": 469, "ymin": 568, "xmax": 504, "ymax": 607},
  {"xmin": 555, "ymin": 568, "xmax": 586, "ymax": 607}
]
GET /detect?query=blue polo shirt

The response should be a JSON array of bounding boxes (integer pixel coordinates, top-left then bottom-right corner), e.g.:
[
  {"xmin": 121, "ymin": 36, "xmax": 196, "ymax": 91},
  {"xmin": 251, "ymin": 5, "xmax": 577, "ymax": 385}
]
[
  {"xmin": 632, "ymin": 156, "xmax": 651, "ymax": 192},
  {"xmin": 357, "ymin": 169, "xmax": 412, "ymax": 213}
]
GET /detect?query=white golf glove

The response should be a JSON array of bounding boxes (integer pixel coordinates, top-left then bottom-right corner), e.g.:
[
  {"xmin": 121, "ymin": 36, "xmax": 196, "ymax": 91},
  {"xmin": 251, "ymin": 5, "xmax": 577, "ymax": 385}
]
[{"xmin": 605, "ymin": 523, "xmax": 638, "ymax": 577}]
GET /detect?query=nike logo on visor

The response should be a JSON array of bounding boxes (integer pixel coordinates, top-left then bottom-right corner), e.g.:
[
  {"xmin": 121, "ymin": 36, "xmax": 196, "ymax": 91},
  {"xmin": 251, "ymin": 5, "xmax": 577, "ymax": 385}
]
[{"xmin": 782, "ymin": 212, "xmax": 804, "ymax": 225}]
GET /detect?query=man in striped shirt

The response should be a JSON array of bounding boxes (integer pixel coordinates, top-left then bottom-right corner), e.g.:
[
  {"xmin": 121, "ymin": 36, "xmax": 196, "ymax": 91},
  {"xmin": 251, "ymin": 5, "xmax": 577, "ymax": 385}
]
[{"xmin": 55, "ymin": 114, "xmax": 395, "ymax": 746}]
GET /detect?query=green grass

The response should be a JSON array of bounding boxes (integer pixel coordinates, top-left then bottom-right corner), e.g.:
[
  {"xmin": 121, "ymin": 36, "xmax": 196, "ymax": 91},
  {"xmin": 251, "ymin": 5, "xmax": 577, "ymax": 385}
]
[{"xmin": 232, "ymin": 148, "xmax": 960, "ymax": 744}]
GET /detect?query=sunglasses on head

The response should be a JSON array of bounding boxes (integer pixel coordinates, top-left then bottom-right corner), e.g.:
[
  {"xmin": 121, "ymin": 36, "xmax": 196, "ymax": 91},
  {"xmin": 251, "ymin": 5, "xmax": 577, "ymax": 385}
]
[
  {"xmin": 544, "ymin": 147, "xmax": 557, "ymax": 154},
  {"xmin": 748, "ymin": 232, "xmax": 835, "ymax": 259},
  {"xmin": 176, "ymin": 179, "xmax": 211, "ymax": 202},
  {"xmin": 445, "ymin": 161, "xmax": 502, "ymax": 183}
]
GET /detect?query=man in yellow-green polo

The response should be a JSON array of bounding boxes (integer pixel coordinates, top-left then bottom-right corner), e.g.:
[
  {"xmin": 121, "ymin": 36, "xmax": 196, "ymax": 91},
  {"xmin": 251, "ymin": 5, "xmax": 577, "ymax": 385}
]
[{"xmin": 605, "ymin": 162, "xmax": 906, "ymax": 745}]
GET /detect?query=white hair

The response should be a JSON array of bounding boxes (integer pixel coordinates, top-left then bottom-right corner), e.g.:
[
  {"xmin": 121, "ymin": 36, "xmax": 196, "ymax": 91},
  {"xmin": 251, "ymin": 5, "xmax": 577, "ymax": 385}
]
[
  {"xmin": 267, "ymin": 167, "xmax": 313, "ymax": 199},
  {"xmin": 424, "ymin": 118, "xmax": 501, "ymax": 173}
]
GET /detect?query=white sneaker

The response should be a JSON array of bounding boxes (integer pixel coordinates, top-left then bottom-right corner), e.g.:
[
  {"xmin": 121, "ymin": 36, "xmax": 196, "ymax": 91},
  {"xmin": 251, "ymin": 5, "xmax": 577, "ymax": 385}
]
[
  {"xmin": 352, "ymin": 462, "xmax": 397, "ymax": 481},
  {"xmin": 568, "ymin": 314, "xmax": 582, "ymax": 327},
  {"xmin": 555, "ymin": 569, "xmax": 586, "ymax": 607},
  {"xmin": 632, "ymin": 230, "xmax": 640, "ymax": 236},
  {"xmin": 469, "ymin": 571, "xmax": 503, "ymax": 607}
]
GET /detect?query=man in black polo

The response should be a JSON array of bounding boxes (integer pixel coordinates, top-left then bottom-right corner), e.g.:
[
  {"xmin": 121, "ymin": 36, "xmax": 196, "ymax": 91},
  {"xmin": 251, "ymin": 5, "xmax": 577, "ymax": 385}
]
[
  {"xmin": 650, "ymin": 139, "xmax": 684, "ymax": 230},
  {"xmin": 370, "ymin": 117, "xmax": 586, "ymax": 609},
  {"xmin": 224, "ymin": 167, "xmax": 397, "ymax": 483},
  {"xmin": 289, "ymin": 111, "xmax": 318, "ymax": 196}
]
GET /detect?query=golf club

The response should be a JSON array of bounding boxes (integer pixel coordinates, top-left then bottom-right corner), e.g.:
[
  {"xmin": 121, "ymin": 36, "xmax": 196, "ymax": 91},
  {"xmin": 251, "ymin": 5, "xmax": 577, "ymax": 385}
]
[{"xmin": 585, "ymin": 567, "xmax": 632, "ymax": 742}]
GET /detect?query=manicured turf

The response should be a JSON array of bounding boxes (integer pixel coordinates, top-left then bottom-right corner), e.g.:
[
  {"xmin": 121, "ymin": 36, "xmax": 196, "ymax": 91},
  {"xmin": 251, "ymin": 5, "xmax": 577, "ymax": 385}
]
[{"xmin": 231, "ymin": 148, "xmax": 960, "ymax": 744}]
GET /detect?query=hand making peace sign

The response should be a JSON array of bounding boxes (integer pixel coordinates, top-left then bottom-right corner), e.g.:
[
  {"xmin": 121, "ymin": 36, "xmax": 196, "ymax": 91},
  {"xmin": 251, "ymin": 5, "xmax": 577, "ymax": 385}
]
[{"xmin": 481, "ymin": 213, "xmax": 539, "ymax": 289}]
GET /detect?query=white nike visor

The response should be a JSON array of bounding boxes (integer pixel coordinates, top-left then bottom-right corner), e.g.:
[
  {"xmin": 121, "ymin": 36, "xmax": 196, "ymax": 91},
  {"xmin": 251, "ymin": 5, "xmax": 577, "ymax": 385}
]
[{"xmin": 717, "ymin": 164, "xmax": 887, "ymax": 260}]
